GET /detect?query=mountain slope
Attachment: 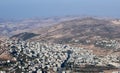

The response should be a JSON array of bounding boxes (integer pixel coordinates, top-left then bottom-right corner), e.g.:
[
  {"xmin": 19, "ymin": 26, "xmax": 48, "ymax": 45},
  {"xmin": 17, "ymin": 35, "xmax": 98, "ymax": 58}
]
[{"xmin": 29, "ymin": 17, "xmax": 120, "ymax": 43}]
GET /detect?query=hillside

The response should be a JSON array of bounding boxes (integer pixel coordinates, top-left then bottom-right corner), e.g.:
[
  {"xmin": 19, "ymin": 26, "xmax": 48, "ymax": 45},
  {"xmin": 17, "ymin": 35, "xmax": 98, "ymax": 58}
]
[{"xmin": 29, "ymin": 17, "xmax": 120, "ymax": 43}]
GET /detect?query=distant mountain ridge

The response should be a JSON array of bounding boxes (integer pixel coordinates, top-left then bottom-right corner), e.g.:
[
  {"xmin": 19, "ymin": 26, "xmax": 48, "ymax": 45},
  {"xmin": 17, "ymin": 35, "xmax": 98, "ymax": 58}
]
[{"xmin": 0, "ymin": 16, "xmax": 83, "ymax": 37}]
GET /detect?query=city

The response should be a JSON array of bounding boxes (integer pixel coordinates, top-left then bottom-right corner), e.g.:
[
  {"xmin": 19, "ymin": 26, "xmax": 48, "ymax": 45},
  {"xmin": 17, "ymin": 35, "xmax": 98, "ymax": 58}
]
[{"xmin": 0, "ymin": 39, "xmax": 120, "ymax": 73}]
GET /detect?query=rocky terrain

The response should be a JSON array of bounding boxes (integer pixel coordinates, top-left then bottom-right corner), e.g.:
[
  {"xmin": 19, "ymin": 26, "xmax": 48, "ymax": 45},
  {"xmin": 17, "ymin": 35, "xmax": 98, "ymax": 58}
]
[{"xmin": 31, "ymin": 17, "xmax": 120, "ymax": 42}]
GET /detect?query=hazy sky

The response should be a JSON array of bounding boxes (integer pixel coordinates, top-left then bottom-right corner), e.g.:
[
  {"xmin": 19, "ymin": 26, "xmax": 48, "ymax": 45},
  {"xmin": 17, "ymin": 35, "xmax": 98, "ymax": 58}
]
[{"xmin": 0, "ymin": 0, "xmax": 120, "ymax": 19}]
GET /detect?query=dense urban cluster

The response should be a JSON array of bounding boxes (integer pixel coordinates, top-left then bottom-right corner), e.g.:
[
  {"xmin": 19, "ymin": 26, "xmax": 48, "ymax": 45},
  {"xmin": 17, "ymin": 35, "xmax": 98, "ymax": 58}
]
[
  {"xmin": 94, "ymin": 39, "xmax": 120, "ymax": 49},
  {"xmin": 0, "ymin": 40, "xmax": 120, "ymax": 73}
]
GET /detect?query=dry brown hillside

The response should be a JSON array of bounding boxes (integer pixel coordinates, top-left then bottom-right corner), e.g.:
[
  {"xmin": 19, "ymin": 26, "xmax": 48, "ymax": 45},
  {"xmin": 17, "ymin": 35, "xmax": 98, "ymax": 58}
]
[{"xmin": 26, "ymin": 17, "xmax": 120, "ymax": 43}]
